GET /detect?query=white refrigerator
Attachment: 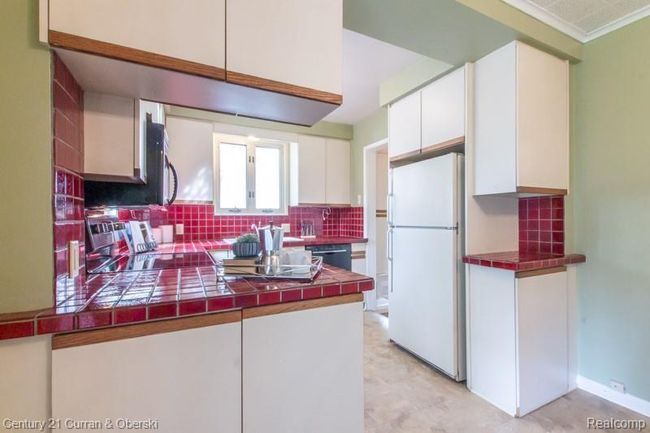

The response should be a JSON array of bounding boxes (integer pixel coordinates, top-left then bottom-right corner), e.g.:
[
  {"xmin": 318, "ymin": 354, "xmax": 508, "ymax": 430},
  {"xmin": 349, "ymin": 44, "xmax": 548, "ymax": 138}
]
[{"xmin": 388, "ymin": 152, "xmax": 466, "ymax": 381}]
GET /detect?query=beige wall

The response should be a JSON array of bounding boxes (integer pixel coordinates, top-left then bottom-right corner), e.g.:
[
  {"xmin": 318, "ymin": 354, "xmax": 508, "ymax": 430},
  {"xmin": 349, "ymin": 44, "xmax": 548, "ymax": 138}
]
[{"xmin": 0, "ymin": 0, "xmax": 53, "ymax": 313}]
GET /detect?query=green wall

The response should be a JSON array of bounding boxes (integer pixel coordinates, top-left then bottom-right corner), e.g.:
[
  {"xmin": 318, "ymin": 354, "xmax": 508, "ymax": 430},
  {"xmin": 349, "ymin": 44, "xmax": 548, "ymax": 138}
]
[
  {"xmin": 571, "ymin": 16, "xmax": 650, "ymax": 400},
  {"xmin": 0, "ymin": 0, "xmax": 53, "ymax": 313},
  {"xmin": 350, "ymin": 107, "xmax": 388, "ymax": 202},
  {"xmin": 380, "ymin": 58, "xmax": 452, "ymax": 106}
]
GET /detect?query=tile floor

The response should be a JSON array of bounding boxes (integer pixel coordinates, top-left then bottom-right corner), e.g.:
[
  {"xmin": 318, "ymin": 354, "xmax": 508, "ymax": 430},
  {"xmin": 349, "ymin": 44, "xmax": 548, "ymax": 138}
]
[{"xmin": 363, "ymin": 312, "xmax": 649, "ymax": 433}]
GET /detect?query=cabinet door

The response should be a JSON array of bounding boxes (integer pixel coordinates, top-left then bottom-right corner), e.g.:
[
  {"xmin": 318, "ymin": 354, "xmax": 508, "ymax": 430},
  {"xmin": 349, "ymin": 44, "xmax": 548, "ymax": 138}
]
[
  {"xmin": 325, "ymin": 138, "xmax": 351, "ymax": 205},
  {"xmin": 84, "ymin": 92, "xmax": 137, "ymax": 181},
  {"xmin": 243, "ymin": 302, "xmax": 364, "ymax": 433},
  {"xmin": 388, "ymin": 91, "xmax": 421, "ymax": 158},
  {"xmin": 516, "ymin": 43, "xmax": 569, "ymax": 192},
  {"xmin": 474, "ymin": 42, "xmax": 517, "ymax": 195},
  {"xmin": 421, "ymin": 66, "xmax": 465, "ymax": 148},
  {"xmin": 52, "ymin": 322, "xmax": 241, "ymax": 433},
  {"xmin": 516, "ymin": 271, "xmax": 568, "ymax": 416},
  {"xmin": 226, "ymin": 0, "xmax": 342, "ymax": 95},
  {"xmin": 294, "ymin": 135, "xmax": 327, "ymax": 205},
  {"xmin": 49, "ymin": 0, "xmax": 226, "ymax": 69}
]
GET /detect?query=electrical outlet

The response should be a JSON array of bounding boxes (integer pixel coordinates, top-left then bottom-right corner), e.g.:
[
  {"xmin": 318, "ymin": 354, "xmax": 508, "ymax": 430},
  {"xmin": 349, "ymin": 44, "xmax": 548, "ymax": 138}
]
[
  {"xmin": 68, "ymin": 241, "xmax": 80, "ymax": 278},
  {"xmin": 609, "ymin": 380, "xmax": 625, "ymax": 393},
  {"xmin": 281, "ymin": 223, "xmax": 291, "ymax": 233},
  {"xmin": 175, "ymin": 224, "xmax": 184, "ymax": 235}
]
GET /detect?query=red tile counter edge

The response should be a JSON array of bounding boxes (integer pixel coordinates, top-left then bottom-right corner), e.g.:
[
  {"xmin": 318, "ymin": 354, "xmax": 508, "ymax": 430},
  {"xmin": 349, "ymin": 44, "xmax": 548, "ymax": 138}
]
[
  {"xmin": 0, "ymin": 265, "xmax": 373, "ymax": 341},
  {"xmin": 463, "ymin": 251, "xmax": 586, "ymax": 271}
]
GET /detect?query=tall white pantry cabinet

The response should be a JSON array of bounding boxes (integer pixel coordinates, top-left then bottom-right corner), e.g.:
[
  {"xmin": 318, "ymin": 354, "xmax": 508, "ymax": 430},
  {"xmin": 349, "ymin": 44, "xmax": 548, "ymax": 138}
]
[{"xmin": 473, "ymin": 41, "xmax": 569, "ymax": 196}]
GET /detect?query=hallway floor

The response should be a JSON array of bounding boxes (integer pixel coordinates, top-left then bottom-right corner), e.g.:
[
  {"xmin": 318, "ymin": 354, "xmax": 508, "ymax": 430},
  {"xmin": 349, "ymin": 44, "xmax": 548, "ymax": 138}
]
[{"xmin": 363, "ymin": 312, "xmax": 648, "ymax": 433}]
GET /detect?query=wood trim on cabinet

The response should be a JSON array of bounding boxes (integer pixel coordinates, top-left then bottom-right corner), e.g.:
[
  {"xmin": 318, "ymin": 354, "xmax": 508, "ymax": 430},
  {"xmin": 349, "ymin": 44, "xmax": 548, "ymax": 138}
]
[
  {"xmin": 49, "ymin": 30, "xmax": 226, "ymax": 81},
  {"xmin": 390, "ymin": 136, "xmax": 465, "ymax": 168},
  {"xmin": 297, "ymin": 203, "xmax": 352, "ymax": 208},
  {"xmin": 226, "ymin": 70, "xmax": 342, "ymax": 105},
  {"xmin": 243, "ymin": 293, "xmax": 363, "ymax": 319},
  {"xmin": 52, "ymin": 311, "xmax": 241, "ymax": 350},
  {"xmin": 516, "ymin": 186, "xmax": 568, "ymax": 196},
  {"xmin": 351, "ymin": 251, "xmax": 366, "ymax": 260},
  {"xmin": 515, "ymin": 266, "xmax": 566, "ymax": 279}
]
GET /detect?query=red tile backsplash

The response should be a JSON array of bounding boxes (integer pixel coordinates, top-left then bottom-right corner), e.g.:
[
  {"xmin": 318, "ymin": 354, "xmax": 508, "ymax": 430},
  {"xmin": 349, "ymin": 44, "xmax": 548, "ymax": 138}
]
[
  {"xmin": 113, "ymin": 202, "xmax": 364, "ymax": 241},
  {"xmin": 52, "ymin": 53, "xmax": 86, "ymax": 289},
  {"xmin": 519, "ymin": 196, "xmax": 564, "ymax": 255}
]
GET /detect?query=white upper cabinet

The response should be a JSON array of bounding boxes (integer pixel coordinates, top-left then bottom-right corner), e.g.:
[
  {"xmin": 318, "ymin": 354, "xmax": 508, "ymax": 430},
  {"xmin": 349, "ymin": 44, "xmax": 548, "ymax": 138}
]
[
  {"xmin": 45, "ymin": 0, "xmax": 343, "ymax": 125},
  {"xmin": 48, "ymin": 0, "xmax": 226, "ymax": 70},
  {"xmin": 291, "ymin": 136, "xmax": 327, "ymax": 205},
  {"xmin": 325, "ymin": 138, "xmax": 351, "ymax": 205},
  {"xmin": 84, "ymin": 92, "xmax": 137, "ymax": 182},
  {"xmin": 290, "ymin": 136, "xmax": 351, "ymax": 206},
  {"xmin": 421, "ymin": 66, "xmax": 466, "ymax": 149},
  {"xmin": 226, "ymin": 0, "xmax": 342, "ymax": 97},
  {"xmin": 84, "ymin": 93, "xmax": 164, "ymax": 183},
  {"xmin": 388, "ymin": 91, "xmax": 421, "ymax": 159},
  {"xmin": 474, "ymin": 41, "xmax": 569, "ymax": 196}
]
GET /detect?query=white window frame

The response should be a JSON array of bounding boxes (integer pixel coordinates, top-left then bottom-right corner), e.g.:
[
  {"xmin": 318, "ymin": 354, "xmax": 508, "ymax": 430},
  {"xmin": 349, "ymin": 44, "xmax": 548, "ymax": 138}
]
[{"xmin": 213, "ymin": 134, "xmax": 289, "ymax": 215}]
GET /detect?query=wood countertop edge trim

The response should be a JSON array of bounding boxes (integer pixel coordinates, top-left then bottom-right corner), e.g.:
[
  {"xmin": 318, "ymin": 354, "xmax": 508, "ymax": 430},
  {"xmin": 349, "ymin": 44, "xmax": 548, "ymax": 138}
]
[
  {"xmin": 243, "ymin": 293, "xmax": 363, "ymax": 319},
  {"xmin": 226, "ymin": 70, "xmax": 342, "ymax": 105},
  {"xmin": 515, "ymin": 266, "xmax": 567, "ymax": 279},
  {"xmin": 52, "ymin": 310, "xmax": 241, "ymax": 350},
  {"xmin": 516, "ymin": 186, "xmax": 568, "ymax": 195},
  {"xmin": 296, "ymin": 202, "xmax": 352, "ymax": 207},
  {"xmin": 49, "ymin": 30, "xmax": 226, "ymax": 81},
  {"xmin": 390, "ymin": 136, "xmax": 465, "ymax": 168}
]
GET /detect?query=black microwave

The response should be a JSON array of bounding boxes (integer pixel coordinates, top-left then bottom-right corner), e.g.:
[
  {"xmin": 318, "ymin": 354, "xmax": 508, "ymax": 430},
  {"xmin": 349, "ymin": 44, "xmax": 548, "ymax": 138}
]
[{"xmin": 84, "ymin": 119, "xmax": 178, "ymax": 207}]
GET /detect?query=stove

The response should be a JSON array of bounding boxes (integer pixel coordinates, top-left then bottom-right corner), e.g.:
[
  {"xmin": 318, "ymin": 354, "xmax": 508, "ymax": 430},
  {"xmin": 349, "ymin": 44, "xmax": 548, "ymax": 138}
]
[{"xmin": 87, "ymin": 251, "xmax": 216, "ymax": 274}]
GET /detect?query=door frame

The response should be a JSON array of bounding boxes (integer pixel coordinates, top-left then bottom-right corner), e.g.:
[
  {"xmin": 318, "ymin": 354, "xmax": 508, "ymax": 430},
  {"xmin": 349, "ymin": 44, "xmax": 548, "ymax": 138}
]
[{"xmin": 362, "ymin": 137, "xmax": 388, "ymax": 311}]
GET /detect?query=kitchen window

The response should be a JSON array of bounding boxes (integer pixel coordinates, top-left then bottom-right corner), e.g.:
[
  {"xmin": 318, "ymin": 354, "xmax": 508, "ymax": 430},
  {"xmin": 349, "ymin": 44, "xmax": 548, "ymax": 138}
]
[{"xmin": 213, "ymin": 134, "xmax": 289, "ymax": 215}]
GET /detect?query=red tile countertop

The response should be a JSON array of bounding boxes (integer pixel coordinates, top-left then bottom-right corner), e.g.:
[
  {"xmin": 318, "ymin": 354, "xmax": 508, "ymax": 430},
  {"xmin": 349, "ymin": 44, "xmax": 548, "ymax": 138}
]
[
  {"xmin": 463, "ymin": 251, "xmax": 586, "ymax": 271},
  {"xmin": 0, "ymin": 260, "xmax": 373, "ymax": 341}
]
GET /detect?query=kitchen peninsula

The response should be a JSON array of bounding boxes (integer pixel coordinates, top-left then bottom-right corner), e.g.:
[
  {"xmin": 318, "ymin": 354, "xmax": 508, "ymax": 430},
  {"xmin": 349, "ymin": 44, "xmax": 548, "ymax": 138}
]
[{"xmin": 0, "ymin": 243, "xmax": 372, "ymax": 433}]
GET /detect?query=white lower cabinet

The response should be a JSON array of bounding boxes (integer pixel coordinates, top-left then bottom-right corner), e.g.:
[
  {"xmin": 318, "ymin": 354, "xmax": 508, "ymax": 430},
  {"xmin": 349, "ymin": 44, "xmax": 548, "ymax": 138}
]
[
  {"xmin": 243, "ymin": 301, "xmax": 364, "ymax": 433},
  {"xmin": 467, "ymin": 265, "xmax": 568, "ymax": 416},
  {"xmin": 52, "ymin": 321, "xmax": 242, "ymax": 433}
]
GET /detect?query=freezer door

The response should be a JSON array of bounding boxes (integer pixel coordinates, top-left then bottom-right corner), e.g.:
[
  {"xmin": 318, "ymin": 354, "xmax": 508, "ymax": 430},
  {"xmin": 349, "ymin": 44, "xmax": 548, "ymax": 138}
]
[
  {"xmin": 390, "ymin": 153, "xmax": 458, "ymax": 228},
  {"xmin": 389, "ymin": 227, "xmax": 458, "ymax": 377}
]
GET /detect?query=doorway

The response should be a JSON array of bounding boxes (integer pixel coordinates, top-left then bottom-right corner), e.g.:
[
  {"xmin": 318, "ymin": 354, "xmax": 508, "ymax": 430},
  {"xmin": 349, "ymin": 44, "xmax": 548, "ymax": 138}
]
[{"xmin": 363, "ymin": 138, "xmax": 389, "ymax": 312}]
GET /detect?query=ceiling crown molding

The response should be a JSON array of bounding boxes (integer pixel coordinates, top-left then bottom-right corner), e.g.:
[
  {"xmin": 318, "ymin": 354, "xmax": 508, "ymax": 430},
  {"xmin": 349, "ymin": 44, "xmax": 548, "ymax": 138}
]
[{"xmin": 502, "ymin": 0, "xmax": 650, "ymax": 43}]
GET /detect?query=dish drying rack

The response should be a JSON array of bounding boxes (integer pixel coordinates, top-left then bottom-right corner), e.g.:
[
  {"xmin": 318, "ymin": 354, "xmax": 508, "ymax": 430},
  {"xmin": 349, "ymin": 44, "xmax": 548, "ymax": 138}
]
[{"xmin": 221, "ymin": 256, "xmax": 323, "ymax": 281}]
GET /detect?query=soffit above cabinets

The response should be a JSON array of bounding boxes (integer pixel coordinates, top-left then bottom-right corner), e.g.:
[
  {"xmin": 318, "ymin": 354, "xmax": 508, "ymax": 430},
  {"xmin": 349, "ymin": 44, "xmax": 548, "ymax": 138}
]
[{"xmin": 502, "ymin": 0, "xmax": 650, "ymax": 42}]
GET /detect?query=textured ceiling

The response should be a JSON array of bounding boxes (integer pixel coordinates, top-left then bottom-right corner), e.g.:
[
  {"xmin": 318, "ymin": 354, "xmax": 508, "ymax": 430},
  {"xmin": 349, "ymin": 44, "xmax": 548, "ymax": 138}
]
[{"xmin": 503, "ymin": 0, "xmax": 650, "ymax": 41}]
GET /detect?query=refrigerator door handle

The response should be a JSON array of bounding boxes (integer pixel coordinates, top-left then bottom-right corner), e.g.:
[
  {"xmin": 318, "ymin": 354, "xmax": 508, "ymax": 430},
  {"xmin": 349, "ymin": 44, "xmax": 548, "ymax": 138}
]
[
  {"xmin": 387, "ymin": 193, "xmax": 394, "ymax": 226},
  {"xmin": 387, "ymin": 228, "xmax": 394, "ymax": 293},
  {"xmin": 387, "ymin": 228, "xmax": 393, "ymax": 263}
]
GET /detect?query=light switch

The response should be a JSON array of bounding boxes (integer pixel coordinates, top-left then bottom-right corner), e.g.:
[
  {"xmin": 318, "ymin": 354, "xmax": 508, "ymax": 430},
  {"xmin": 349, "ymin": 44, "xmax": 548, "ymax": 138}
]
[
  {"xmin": 281, "ymin": 223, "xmax": 291, "ymax": 233},
  {"xmin": 175, "ymin": 224, "xmax": 184, "ymax": 235}
]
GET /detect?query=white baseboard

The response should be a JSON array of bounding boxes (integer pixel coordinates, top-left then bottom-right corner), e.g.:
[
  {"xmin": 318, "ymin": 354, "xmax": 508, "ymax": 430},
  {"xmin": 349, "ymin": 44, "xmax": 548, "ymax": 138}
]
[{"xmin": 576, "ymin": 375, "xmax": 650, "ymax": 417}]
